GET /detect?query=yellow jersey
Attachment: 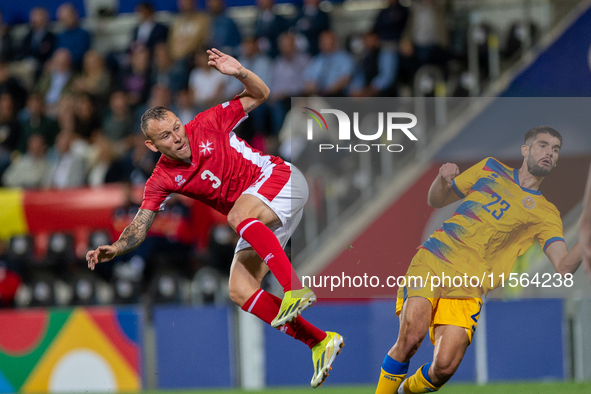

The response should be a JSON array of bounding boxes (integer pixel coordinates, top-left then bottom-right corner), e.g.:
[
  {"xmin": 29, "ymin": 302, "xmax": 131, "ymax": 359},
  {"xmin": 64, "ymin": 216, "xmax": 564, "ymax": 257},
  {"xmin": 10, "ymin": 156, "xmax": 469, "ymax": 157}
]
[{"xmin": 420, "ymin": 157, "xmax": 564, "ymax": 294}]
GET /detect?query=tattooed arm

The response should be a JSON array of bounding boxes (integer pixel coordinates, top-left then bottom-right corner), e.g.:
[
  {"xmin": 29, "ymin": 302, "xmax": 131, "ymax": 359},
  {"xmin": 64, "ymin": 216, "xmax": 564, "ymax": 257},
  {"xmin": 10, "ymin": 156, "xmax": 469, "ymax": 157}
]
[
  {"xmin": 86, "ymin": 209, "xmax": 157, "ymax": 270},
  {"xmin": 206, "ymin": 48, "xmax": 270, "ymax": 114}
]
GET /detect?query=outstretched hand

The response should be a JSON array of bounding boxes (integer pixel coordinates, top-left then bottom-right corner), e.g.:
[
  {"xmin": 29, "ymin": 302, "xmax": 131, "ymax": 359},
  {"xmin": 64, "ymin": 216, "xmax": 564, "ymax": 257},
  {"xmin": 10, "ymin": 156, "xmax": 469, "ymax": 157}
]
[
  {"xmin": 207, "ymin": 48, "xmax": 244, "ymax": 77},
  {"xmin": 86, "ymin": 245, "xmax": 117, "ymax": 271}
]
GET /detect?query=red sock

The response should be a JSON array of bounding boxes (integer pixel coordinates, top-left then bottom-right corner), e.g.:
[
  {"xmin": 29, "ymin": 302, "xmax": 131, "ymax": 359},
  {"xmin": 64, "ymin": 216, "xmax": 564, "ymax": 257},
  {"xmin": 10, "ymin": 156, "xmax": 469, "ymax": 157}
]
[
  {"xmin": 242, "ymin": 289, "xmax": 327, "ymax": 349},
  {"xmin": 236, "ymin": 218, "xmax": 302, "ymax": 292}
]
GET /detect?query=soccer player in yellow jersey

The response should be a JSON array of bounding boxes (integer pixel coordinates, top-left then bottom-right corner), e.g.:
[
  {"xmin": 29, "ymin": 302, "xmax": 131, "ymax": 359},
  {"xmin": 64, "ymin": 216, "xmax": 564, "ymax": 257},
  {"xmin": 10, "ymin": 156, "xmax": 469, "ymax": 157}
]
[
  {"xmin": 375, "ymin": 126, "xmax": 583, "ymax": 394},
  {"xmin": 580, "ymin": 164, "xmax": 591, "ymax": 280}
]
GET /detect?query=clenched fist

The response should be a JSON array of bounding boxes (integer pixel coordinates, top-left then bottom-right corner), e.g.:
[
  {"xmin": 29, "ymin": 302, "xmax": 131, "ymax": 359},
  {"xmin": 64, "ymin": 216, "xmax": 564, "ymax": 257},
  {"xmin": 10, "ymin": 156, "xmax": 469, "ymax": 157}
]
[{"xmin": 439, "ymin": 163, "xmax": 460, "ymax": 186}]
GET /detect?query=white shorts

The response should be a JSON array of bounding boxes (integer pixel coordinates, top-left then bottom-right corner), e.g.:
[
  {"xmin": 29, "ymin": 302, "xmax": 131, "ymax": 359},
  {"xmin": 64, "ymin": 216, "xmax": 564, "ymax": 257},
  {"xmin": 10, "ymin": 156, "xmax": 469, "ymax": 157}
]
[{"xmin": 235, "ymin": 162, "xmax": 308, "ymax": 253}]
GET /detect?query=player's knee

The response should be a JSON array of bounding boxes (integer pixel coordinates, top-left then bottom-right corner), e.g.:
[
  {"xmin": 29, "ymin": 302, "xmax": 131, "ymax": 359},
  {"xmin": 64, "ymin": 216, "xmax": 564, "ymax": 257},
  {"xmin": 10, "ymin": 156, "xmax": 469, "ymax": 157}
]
[
  {"xmin": 431, "ymin": 355, "xmax": 460, "ymax": 383},
  {"xmin": 228, "ymin": 279, "xmax": 249, "ymax": 306},
  {"xmin": 393, "ymin": 332, "xmax": 424, "ymax": 358},
  {"xmin": 228, "ymin": 280, "xmax": 260, "ymax": 307},
  {"xmin": 228, "ymin": 209, "xmax": 252, "ymax": 231},
  {"xmin": 228, "ymin": 284, "xmax": 247, "ymax": 306},
  {"xmin": 227, "ymin": 211, "xmax": 241, "ymax": 231},
  {"xmin": 404, "ymin": 334, "xmax": 424, "ymax": 354}
]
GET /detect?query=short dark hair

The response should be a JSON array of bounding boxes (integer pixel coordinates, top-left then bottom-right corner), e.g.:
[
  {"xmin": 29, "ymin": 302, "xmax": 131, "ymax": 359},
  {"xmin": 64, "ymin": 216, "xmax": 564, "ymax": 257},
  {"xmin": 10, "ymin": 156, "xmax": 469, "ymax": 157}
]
[
  {"xmin": 524, "ymin": 126, "xmax": 563, "ymax": 147},
  {"xmin": 136, "ymin": 2, "xmax": 155, "ymax": 13},
  {"xmin": 141, "ymin": 106, "xmax": 171, "ymax": 139}
]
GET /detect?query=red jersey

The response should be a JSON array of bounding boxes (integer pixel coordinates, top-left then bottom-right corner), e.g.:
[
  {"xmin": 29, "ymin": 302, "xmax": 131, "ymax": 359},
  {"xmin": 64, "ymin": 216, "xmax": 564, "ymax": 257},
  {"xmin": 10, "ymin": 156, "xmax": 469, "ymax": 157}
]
[{"xmin": 140, "ymin": 96, "xmax": 288, "ymax": 214}]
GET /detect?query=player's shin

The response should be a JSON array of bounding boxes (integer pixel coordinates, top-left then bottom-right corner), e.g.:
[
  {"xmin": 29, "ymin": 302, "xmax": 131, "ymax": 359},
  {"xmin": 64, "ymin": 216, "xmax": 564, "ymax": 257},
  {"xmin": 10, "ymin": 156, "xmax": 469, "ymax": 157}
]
[
  {"xmin": 236, "ymin": 218, "xmax": 303, "ymax": 292},
  {"xmin": 375, "ymin": 355, "xmax": 409, "ymax": 394},
  {"xmin": 241, "ymin": 289, "xmax": 325, "ymax": 348},
  {"xmin": 400, "ymin": 362, "xmax": 442, "ymax": 393}
]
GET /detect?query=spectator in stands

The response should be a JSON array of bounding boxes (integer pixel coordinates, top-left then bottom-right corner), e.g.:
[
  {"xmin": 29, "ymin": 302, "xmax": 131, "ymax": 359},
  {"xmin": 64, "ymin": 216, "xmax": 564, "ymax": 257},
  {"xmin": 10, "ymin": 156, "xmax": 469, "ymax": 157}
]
[
  {"xmin": 168, "ymin": 0, "xmax": 210, "ymax": 62},
  {"xmin": 35, "ymin": 48, "xmax": 75, "ymax": 117},
  {"xmin": 14, "ymin": 7, "xmax": 55, "ymax": 84},
  {"xmin": 101, "ymin": 91, "xmax": 135, "ymax": 148},
  {"xmin": 56, "ymin": 3, "xmax": 91, "ymax": 68},
  {"xmin": 0, "ymin": 93, "xmax": 20, "ymax": 155},
  {"xmin": 17, "ymin": 93, "xmax": 59, "ymax": 154},
  {"xmin": 120, "ymin": 45, "xmax": 152, "ymax": 107},
  {"xmin": 173, "ymin": 88, "xmax": 198, "ymax": 124},
  {"xmin": 292, "ymin": 0, "xmax": 330, "ymax": 56},
  {"xmin": 72, "ymin": 50, "xmax": 112, "ymax": 105},
  {"xmin": 226, "ymin": 37, "xmax": 272, "ymax": 145},
  {"xmin": 400, "ymin": 0, "xmax": 449, "ymax": 69},
  {"xmin": 0, "ymin": 92, "xmax": 19, "ymax": 179},
  {"xmin": 130, "ymin": 1, "xmax": 168, "ymax": 52},
  {"xmin": 126, "ymin": 133, "xmax": 159, "ymax": 185},
  {"xmin": 151, "ymin": 42, "xmax": 189, "ymax": 94},
  {"xmin": 372, "ymin": 0, "xmax": 409, "ymax": 45},
  {"xmin": 349, "ymin": 31, "xmax": 398, "ymax": 97},
  {"xmin": 73, "ymin": 93, "xmax": 101, "ymax": 141},
  {"xmin": 0, "ymin": 61, "xmax": 27, "ymax": 112},
  {"xmin": 207, "ymin": 0, "xmax": 242, "ymax": 57},
  {"xmin": 0, "ymin": 10, "xmax": 13, "ymax": 62},
  {"xmin": 134, "ymin": 84, "xmax": 173, "ymax": 128},
  {"xmin": 269, "ymin": 32, "xmax": 309, "ymax": 134},
  {"xmin": 2, "ymin": 133, "xmax": 48, "ymax": 188},
  {"xmin": 44, "ymin": 130, "xmax": 87, "ymax": 189},
  {"xmin": 254, "ymin": 0, "xmax": 289, "ymax": 58},
  {"xmin": 227, "ymin": 37, "xmax": 272, "ymax": 97},
  {"xmin": 87, "ymin": 135, "xmax": 129, "ymax": 187},
  {"xmin": 189, "ymin": 50, "xmax": 227, "ymax": 108},
  {"xmin": 56, "ymin": 95, "xmax": 76, "ymax": 134},
  {"xmin": 303, "ymin": 30, "xmax": 354, "ymax": 97}
]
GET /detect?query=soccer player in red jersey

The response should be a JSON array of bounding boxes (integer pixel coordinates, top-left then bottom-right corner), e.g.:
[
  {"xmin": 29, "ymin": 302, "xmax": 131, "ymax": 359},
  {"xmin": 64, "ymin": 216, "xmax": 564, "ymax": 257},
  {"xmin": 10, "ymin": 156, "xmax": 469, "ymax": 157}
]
[{"xmin": 86, "ymin": 48, "xmax": 343, "ymax": 387}]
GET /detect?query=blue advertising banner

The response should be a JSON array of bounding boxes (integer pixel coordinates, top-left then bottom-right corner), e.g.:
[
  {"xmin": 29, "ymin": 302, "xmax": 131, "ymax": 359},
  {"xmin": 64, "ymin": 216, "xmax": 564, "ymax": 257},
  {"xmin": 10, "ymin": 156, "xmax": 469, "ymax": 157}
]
[{"xmin": 154, "ymin": 305, "xmax": 234, "ymax": 389}]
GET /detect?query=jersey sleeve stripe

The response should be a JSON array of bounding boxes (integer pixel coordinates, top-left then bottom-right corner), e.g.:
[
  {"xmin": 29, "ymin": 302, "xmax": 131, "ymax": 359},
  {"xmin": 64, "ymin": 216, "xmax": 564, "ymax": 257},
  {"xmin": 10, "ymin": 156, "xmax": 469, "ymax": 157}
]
[
  {"xmin": 232, "ymin": 114, "xmax": 248, "ymax": 131},
  {"xmin": 451, "ymin": 179, "xmax": 465, "ymax": 198},
  {"xmin": 543, "ymin": 236, "xmax": 565, "ymax": 252}
]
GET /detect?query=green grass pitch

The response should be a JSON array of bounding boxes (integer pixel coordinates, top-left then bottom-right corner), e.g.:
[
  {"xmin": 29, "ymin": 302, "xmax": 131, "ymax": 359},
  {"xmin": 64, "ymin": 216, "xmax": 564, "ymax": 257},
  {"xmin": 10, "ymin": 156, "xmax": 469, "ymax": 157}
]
[{"xmin": 144, "ymin": 381, "xmax": 591, "ymax": 394}]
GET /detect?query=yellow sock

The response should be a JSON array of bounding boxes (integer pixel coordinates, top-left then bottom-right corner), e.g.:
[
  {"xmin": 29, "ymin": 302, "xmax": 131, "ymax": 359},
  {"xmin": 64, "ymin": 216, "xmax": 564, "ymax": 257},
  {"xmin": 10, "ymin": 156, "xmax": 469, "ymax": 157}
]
[
  {"xmin": 376, "ymin": 367, "xmax": 406, "ymax": 394},
  {"xmin": 375, "ymin": 355, "xmax": 409, "ymax": 393},
  {"xmin": 402, "ymin": 363, "xmax": 441, "ymax": 393}
]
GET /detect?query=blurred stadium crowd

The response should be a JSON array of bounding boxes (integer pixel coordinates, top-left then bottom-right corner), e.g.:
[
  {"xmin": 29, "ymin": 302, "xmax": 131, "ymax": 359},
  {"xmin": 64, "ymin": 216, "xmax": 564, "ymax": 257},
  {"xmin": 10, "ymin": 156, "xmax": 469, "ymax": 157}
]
[{"xmin": 0, "ymin": 0, "xmax": 539, "ymax": 307}]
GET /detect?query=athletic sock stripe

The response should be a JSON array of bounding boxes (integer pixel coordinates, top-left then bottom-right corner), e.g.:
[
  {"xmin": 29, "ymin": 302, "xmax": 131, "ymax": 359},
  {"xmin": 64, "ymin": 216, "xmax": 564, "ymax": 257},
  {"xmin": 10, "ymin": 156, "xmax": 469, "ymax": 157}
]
[
  {"xmin": 247, "ymin": 289, "xmax": 264, "ymax": 313},
  {"xmin": 238, "ymin": 219, "xmax": 261, "ymax": 237}
]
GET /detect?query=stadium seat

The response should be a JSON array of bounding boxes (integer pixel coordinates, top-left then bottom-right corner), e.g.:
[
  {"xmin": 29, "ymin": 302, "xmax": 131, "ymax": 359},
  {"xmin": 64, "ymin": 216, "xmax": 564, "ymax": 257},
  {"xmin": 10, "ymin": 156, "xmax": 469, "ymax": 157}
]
[
  {"xmin": 149, "ymin": 270, "xmax": 185, "ymax": 304},
  {"xmin": 113, "ymin": 278, "xmax": 141, "ymax": 304},
  {"xmin": 191, "ymin": 267, "xmax": 227, "ymax": 305},
  {"xmin": 45, "ymin": 233, "xmax": 76, "ymax": 274},
  {"xmin": 70, "ymin": 273, "xmax": 98, "ymax": 306},
  {"xmin": 28, "ymin": 275, "xmax": 57, "ymax": 307},
  {"xmin": 88, "ymin": 230, "xmax": 111, "ymax": 250},
  {"xmin": 7, "ymin": 235, "xmax": 34, "ymax": 269}
]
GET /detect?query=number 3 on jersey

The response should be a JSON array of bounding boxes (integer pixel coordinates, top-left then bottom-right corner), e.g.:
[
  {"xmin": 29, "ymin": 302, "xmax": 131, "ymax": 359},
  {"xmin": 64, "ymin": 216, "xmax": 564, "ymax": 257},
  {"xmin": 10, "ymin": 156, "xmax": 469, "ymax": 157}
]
[{"xmin": 201, "ymin": 170, "xmax": 221, "ymax": 189}]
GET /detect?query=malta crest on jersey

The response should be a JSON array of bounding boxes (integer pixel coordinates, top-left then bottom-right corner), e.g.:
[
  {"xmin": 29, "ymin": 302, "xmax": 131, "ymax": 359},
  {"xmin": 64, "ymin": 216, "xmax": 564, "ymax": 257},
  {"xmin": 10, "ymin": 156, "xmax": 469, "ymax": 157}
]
[
  {"xmin": 199, "ymin": 140, "xmax": 214, "ymax": 157},
  {"xmin": 522, "ymin": 196, "xmax": 536, "ymax": 210}
]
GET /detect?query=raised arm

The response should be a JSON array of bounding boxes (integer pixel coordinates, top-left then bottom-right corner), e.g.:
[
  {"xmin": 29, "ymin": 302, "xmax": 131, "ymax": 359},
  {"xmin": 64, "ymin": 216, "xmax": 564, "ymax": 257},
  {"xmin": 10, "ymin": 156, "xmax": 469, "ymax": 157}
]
[
  {"xmin": 428, "ymin": 163, "xmax": 462, "ymax": 208},
  {"xmin": 86, "ymin": 209, "xmax": 157, "ymax": 270},
  {"xmin": 545, "ymin": 240, "xmax": 582, "ymax": 277},
  {"xmin": 207, "ymin": 48, "xmax": 270, "ymax": 114}
]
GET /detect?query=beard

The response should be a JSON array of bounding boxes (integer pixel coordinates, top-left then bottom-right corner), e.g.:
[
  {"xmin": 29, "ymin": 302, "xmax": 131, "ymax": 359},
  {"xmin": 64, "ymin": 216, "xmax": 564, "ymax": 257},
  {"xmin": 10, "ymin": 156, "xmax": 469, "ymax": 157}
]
[{"xmin": 527, "ymin": 156, "xmax": 553, "ymax": 177}]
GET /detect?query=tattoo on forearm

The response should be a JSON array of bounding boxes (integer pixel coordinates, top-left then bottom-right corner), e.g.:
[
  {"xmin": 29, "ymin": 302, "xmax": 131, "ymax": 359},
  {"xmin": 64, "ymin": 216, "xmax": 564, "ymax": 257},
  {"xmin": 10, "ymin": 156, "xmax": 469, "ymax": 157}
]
[
  {"xmin": 113, "ymin": 209, "xmax": 156, "ymax": 256},
  {"xmin": 236, "ymin": 69, "xmax": 249, "ymax": 79}
]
